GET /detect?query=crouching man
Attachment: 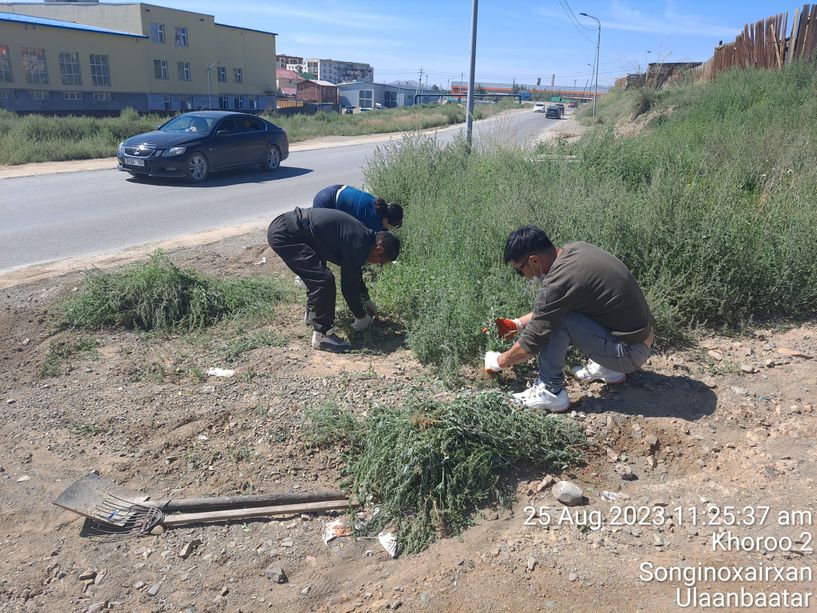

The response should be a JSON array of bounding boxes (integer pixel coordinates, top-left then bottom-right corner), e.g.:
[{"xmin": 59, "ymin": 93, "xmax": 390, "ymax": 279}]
[
  {"xmin": 268, "ymin": 207, "xmax": 400, "ymax": 353},
  {"xmin": 485, "ymin": 226, "xmax": 655, "ymax": 412}
]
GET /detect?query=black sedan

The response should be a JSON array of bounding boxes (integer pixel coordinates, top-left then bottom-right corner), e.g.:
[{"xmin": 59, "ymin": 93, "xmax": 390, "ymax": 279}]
[{"xmin": 117, "ymin": 111, "xmax": 289, "ymax": 183}]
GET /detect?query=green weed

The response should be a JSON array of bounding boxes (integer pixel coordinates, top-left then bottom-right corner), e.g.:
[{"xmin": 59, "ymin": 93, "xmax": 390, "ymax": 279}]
[
  {"xmin": 38, "ymin": 336, "xmax": 100, "ymax": 378},
  {"xmin": 222, "ymin": 331, "xmax": 286, "ymax": 361},
  {"xmin": 304, "ymin": 391, "xmax": 584, "ymax": 554},
  {"xmin": 60, "ymin": 251, "xmax": 291, "ymax": 332}
]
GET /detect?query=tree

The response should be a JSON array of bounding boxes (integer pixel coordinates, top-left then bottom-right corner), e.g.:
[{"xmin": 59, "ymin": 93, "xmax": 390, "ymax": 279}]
[{"xmin": 431, "ymin": 84, "xmax": 440, "ymax": 91}]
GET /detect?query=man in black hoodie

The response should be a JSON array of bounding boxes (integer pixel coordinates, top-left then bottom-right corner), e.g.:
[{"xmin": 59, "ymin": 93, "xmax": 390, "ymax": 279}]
[{"xmin": 268, "ymin": 207, "xmax": 401, "ymax": 352}]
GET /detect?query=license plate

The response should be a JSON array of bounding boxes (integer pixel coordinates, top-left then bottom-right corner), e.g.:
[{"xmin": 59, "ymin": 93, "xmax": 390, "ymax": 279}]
[{"xmin": 124, "ymin": 156, "xmax": 145, "ymax": 167}]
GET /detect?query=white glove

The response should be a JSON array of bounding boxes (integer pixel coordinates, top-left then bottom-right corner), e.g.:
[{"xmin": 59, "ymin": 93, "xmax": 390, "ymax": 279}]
[
  {"xmin": 484, "ymin": 351, "xmax": 503, "ymax": 373},
  {"xmin": 363, "ymin": 299, "xmax": 378, "ymax": 316},
  {"xmin": 352, "ymin": 314, "xmax": 373, "ymax": 332}
]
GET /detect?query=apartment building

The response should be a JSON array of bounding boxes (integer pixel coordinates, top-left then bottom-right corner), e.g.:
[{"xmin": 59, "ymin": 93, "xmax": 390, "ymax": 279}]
[
  {"xmin": 276, "ymin": 53, "xmax": 302, "ymax": 70},
  {"xmin": 306, "ymin": 58, "xmax": 372, "ymax": 84},
  {"xmin": 0, "ymin": 2, "xmax": 278, "ymax": 113}
]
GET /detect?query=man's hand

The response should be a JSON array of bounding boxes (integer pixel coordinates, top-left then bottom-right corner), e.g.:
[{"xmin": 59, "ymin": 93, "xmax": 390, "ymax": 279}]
[
  {"xmin": 352, "ymin": 314, "xmax": 373, "ymax": 332},
  {"xmin": 484, "ymin": 351, "xmax": 503, "ymax": 373},
  {"xmin": 363, "ymin": 299, "xmax": 378, "ymax": 317}
]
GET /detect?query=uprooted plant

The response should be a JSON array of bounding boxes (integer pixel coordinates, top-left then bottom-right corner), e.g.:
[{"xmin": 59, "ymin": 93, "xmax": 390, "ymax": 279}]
[
  {"xmin": 59, "ymin": 251, "xmax": 290, "ymax": 331},
  {"xmin": 304, "ymin": 391, "xmax": 585, "ymax": 554}
]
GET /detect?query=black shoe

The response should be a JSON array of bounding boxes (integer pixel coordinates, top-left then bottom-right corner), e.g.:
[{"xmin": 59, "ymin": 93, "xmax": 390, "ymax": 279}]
[{"xmin": 311, "ymin": 329, "xmax": 351, "ymax": 353}]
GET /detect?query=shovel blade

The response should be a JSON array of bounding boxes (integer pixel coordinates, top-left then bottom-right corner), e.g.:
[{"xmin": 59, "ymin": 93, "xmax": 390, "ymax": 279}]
[{"xmin": 54, "ymin": 473, "xmax": 149, "ymax": 527}]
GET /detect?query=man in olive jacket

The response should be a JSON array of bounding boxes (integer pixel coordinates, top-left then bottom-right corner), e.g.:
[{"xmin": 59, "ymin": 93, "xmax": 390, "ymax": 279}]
[{"xmin": 485, "ymin": 225, "xmax": 655, "ymax": 412}]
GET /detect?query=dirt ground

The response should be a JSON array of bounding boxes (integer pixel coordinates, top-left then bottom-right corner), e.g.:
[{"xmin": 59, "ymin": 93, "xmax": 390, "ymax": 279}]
[{"xmin": 0, "ymin": 230, "xmax": 815, "ymax": 613}]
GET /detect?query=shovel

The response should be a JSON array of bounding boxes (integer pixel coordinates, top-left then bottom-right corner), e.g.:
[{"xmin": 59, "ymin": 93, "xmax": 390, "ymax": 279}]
[{"xmin": 55, "ymin": 474, "xmax": 351, "ymax": 535}]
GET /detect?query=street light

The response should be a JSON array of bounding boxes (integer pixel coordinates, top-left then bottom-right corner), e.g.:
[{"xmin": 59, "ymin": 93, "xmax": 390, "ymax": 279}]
[
  {"xmin": 465, "ymin": 0, "xmax": 479, "ymax": 153},
  {"xmin": 207, "ymin": 61, "xmax": 221, "ymax": 110},
  {"xmin": 579, "ymin": 12, "xmax": 600, "ymax": 118}
]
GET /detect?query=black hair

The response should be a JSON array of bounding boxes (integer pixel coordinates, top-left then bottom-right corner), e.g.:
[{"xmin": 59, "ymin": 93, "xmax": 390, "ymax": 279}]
[
  {"xmin": 385, "ymin": 202, "xmax": 403, "ymax": 227},
  {"xmin": 375, "ymin": 231, "xmax": 401, "ymax": 261},
  {"xmin": 503, "ymin": 225, "xmax": 555, "ymax": 263},
  {"xmin": 374, "ymin": 198, "xmax": 404, "ymax": 227}
]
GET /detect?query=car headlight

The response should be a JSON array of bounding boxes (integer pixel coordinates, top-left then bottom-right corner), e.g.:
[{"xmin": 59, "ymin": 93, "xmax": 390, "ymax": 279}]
[
  {"xmin": 162, "ymin": 146, "xmax": 187, "ymax": 157},
  {"xmin": 117, "ymin": 141, "xmax": 124, "ymax": 155}
]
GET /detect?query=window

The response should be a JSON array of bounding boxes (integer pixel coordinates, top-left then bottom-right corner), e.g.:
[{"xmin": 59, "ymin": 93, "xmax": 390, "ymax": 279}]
[
  {"xmin": 359, "ymin": 89, "xmax": 373, "ymax": 108},
  {"xmin": 22, "ymin": 48, "xmax": 48, "ymax": 84},
  {"xmin": 175, "ymin": 26, "xmax": 188, "ymax": 47},
  {"xmin": 249, "ymin": 96, "xmax": 258, "ymax": 110},
  {"xmin": 64, "ymin": 91, "xmax": 82, "ymax": 101},
  {"xmin": 177, "ymin": 61, "xmax": 191, "ymax": 81},
  {"xmin": 219, "ymin": 94, "xmax": 229, "ymax": 110},
  {"xmin": 0, "ymin": 46, "xmax": 12, "ymax": 83},
  {"xmin": 237, "ymin": 95, "xmax": 245, "ymax": 109},
  {"xmin": 0, "ymin": 90, "xmax": 14, "ymax": 99},
  {"xmin": 384, "ymin": 91, "xmax": 397, "ymax": 108},
  {"xmin": 90, "ymin": 54, "xmax": 110, "ymax": 86},
  {"xmin": 58, "ymin": 52, "xmax": 81, "ymax": 86},
  {"xmin": 182, "ymin": 95, "xmax": 193, "ymax": 110},
  {"xmin": 32, "ymin": 90, "xmax": 49, "ymax": 100},
  {"xmin": 153, "ymin": 59, "xmax": 168, "ymax": 80},
  {"xmin": 233, "ymin": 68, "xmax": 242, "ymax": 84},
  {"xmin": 93, "ymin": 92, "xmax": 112, "ymax": 101},
  {"xmin": 150, "ymin": 22, "xmax": 165, "ymax": 44},
  {"xmin": 217, "ymin": 66, "xmax": 226, "ymax": 82},
  {"xmin": 163, "ymin": 94, "xmax": 171, "ymax": 111}
]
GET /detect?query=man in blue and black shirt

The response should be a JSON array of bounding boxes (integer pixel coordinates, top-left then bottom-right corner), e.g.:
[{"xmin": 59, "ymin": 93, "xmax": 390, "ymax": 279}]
[
  {"xmin": 268, "ymin": 207, "xmax": 400, "ymax": 353},
  {"xmin": 312, "ymin": 184, "xmax": 403, "ymax": 231}
]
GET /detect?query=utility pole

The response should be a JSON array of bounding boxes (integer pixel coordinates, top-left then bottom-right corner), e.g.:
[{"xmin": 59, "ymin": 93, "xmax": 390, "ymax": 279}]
[
  {"xmin": 580, "ymin": 12, "xmax": 601, "ymax": 117},
  {"xmin": 416, "ymin": 67, "xmax": 423, "ymax": 99},
  {"xmin": 465, "ymin": 0, "xmax": 478, "ymax": 153}
]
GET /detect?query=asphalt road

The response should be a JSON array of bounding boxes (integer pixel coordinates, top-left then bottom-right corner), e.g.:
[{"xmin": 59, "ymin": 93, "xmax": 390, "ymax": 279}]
[{"xmin": 0, "ymin": 109, "xmax": 562, "ymax": 272}]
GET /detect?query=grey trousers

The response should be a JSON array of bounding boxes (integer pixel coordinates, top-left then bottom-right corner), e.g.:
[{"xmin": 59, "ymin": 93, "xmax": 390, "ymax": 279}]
[{"xmin": 537, "ymin": 312, "xmax": 652, "ymax": 393}]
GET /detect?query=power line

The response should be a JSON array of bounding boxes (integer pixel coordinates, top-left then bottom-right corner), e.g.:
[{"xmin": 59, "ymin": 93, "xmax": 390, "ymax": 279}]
[{"xmin": 557, "ymin": 0, "xmax": 595, "ymax": 43}]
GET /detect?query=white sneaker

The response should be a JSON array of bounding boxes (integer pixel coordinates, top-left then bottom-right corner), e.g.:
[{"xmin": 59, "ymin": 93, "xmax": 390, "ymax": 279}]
[
  {"xmin": 512, "ymin": 380, "xmax": 570, "ymax": 412},
  {"xmin": 311, "ymin": 328, "xmax": 351, "ymax": 353},
  {"xmin": 570, "ymin": 360, "xmax": 625, "ymax": 384}
]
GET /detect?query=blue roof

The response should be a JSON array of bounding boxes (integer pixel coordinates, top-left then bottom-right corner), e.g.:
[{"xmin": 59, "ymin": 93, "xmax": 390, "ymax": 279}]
[{"xmin": 0, "ymin": 11, "xmax": 147, "ymax": 38}]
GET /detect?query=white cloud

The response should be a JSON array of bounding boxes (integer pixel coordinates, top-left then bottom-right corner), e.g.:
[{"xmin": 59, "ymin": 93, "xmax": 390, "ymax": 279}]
[{"xmin": 605, "ymin": 0, "xmax": 739, "ymax": 38}]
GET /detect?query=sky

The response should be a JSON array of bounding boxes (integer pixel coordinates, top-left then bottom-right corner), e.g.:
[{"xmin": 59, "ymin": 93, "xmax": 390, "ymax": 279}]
[{"xmin": 137, "ymin": 0, "xmax": 802, "ymax": 87}]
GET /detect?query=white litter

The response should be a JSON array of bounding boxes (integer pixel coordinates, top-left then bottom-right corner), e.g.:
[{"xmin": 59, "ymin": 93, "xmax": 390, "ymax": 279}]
[
  {"xmin": 323, "ymin": 517, "xmax": 353, "ymax": 544},
  {"xmin": 255, "ymin": 257, "xmax": 267, "ymax": 265},
  {"xmin": 378, "ymin": 531, "xmax": 399, "ymax": 558},
  {"xmin": 600, "ymin": 490, "xmax": 619, "ymax": 502},
  {"xmin": 206, "ymin": 368, "xmax": 235, "ymax": 378}
]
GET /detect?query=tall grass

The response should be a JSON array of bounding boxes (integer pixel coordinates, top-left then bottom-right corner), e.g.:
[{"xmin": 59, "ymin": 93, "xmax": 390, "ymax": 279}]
[
  {"xmin": 364, "ymin": 63, "xmax": 817, "ymax": 370},
  {"xmin": 270, "ymin": 102, "xmax": 511, "ymax": 142},
  {"xmin": 0, "ymin": 102, "xmax": 515, "ymax": 165}
]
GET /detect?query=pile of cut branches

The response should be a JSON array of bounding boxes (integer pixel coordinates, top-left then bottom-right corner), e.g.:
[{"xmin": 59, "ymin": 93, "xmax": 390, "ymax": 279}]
[{"xmin": 305, "ymin": 392, "xmax": 585, "ymax": 554}]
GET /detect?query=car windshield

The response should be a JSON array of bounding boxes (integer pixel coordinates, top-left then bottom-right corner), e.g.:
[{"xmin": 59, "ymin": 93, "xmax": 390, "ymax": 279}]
[{"xmin": 161, "ymin": 115, "xmax": 215, "ymax": 134}]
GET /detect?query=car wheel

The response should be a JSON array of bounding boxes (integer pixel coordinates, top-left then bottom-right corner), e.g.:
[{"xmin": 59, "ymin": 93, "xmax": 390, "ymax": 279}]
[
  {"xmin": 262, "ymin": 145, "xmax": 281, "ymax": 172},
  {"xmin": 187, "ymin": 153, "xmax": 209, "ymax": 183}
]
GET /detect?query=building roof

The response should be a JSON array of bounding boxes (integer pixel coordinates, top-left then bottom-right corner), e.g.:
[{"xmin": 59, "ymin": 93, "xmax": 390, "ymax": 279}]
[
  {"xmin": 276, "ymin": 69, "xmax": 302, "ymax": 80},
  {"xmin": 280, "ymin": 87, "xmax": 297, "ymax": 96},
  {"xmin": 313, "ymin": 80, "xmax": 337, "ymax": 87},
  {"xmin": 0, "ymin": 10, "xmax": 147, "ymax": 38}
]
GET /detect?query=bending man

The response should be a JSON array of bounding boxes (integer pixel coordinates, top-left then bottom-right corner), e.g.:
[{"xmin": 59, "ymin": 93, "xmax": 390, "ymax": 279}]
[
  {"xmin": 312, "ymin": 184, "xmax": 403, "ymax": 231},
  {"xmin": 268, "ymin": 207, "xmax": 400, "ymax": 353},
  {"xmin": 485, "ymin": 226, "xmax": 655, "ymax": 412}
]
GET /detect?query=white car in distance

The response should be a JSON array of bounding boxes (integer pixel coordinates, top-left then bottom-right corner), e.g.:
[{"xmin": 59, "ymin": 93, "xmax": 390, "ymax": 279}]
[{"xmin": 533, "ymin": 102, "xmax": 546, "ymax": 113}]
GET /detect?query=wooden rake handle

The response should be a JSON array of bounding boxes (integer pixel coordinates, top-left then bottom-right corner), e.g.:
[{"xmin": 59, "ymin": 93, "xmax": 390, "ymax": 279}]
[
  {"xmin": 160, "ymin": 499, "xmax": 353, "ymax": 527},
  {"xmin": 154, "ymin": 489, "xmax": 348, "ymax": 512}
]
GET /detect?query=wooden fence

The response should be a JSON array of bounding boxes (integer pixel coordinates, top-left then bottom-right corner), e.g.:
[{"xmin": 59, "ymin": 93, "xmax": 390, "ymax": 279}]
[{"xmin": 692, "ymin": 4, "xmax": 817, "ymax": 79}]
